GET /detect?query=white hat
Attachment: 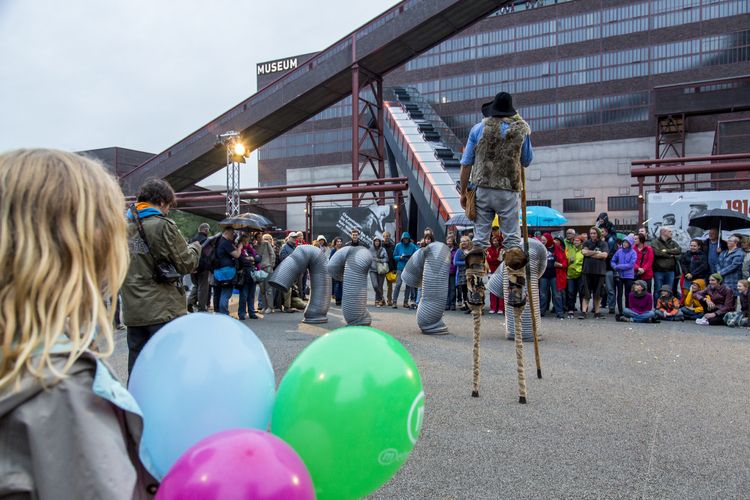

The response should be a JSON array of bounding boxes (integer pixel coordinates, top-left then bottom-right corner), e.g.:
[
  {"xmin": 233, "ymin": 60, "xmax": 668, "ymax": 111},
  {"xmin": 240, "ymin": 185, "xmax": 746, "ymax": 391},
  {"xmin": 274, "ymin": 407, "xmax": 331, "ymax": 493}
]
[{"xmin": 316, "ymin": 234, "xmax": 327, "ymax": 242}]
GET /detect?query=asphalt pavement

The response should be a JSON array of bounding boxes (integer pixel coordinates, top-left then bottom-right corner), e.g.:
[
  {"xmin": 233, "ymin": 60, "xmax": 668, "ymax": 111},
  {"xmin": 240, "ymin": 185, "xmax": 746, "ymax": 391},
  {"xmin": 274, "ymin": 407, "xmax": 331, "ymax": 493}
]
[{"xmin": 111, "ymin": 303, "xmax": 750, "ymax": 499}]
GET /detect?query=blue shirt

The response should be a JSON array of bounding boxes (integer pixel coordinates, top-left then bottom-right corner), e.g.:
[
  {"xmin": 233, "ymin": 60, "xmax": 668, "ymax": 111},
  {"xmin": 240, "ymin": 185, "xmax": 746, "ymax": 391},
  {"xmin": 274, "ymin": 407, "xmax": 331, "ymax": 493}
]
[{"xmin": 460, "ymin": 121, "xmax": 533, "ymax": 167}]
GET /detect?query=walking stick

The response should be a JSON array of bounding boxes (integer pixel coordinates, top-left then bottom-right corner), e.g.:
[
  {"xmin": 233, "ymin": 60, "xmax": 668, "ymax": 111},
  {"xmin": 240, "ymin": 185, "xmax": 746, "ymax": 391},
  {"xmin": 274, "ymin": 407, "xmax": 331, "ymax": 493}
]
[
  {"xmin": 520, "ymin": 167, "xmax": 543, "ymax": 379},
  {"xmin": 471, "ymin": 303, "xmax": 481, "ymax": 397},
  {"xmin": 513, "ymin": 301, "xmax": 527, "ymax": 403}
]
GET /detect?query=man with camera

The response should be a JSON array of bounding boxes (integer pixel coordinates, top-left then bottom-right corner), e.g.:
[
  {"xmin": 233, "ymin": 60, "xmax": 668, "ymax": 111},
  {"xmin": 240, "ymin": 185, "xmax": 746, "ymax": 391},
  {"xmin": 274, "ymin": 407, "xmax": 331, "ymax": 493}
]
[
  {"xmin": 121, "ymin": 179, "xmax": 201, "ymax": 376},
  {"xmin": 215, "ymin": 226, "xmax": 244, "ymax": 315}
]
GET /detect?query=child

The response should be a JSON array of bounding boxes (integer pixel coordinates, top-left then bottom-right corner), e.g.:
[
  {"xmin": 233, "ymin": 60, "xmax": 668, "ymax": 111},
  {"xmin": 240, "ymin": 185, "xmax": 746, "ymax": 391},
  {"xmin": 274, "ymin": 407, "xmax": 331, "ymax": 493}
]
[
  {"xmin": 619, "ymin": 280, "xmax": 658, "ymax": 323},
  {"xmin": 724, "ymin": 279, "xmax": 750, "ymax": 327},
  {"xmin": 655, "ymin": 284, "xmax": 684, "ymax": 321},
  {"xmin": 0, "ymin": 150, "xmax": 157, "ymax": 498},
  {"xmin": 680, "ymin": 279, "xmax": 706, "ymax": 320}
]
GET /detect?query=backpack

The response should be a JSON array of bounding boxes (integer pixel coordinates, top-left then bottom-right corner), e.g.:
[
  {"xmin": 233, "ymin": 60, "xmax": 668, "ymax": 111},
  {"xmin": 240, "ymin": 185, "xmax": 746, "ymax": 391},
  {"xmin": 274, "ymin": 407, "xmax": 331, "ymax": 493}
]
[{"xmin": 197, "ymin": 235, "xmax": 221, "ymax": 273}]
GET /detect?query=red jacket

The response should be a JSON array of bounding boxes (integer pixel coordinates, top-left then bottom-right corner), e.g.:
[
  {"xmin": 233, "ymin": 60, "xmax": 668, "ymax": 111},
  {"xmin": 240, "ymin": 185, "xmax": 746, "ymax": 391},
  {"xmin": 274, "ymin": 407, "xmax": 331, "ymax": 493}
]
[
  {"xmin": 634, "ymin": 244, "xmax": 654, "ymax": 280},
  {"xmin": 486, "ymin": 246, "xmax": 501, "ymax": 273},
  {"xmin": 553, "ymin": 243, "xmax": 568, "ymax": 291}
]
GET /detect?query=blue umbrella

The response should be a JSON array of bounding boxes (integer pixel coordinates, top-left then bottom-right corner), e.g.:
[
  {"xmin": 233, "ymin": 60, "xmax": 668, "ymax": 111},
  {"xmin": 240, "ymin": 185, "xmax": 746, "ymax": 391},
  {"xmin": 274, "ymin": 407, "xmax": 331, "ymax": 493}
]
[{"xmin": 520, "ymin": 206, "xmax": 567, "ymax": 227}]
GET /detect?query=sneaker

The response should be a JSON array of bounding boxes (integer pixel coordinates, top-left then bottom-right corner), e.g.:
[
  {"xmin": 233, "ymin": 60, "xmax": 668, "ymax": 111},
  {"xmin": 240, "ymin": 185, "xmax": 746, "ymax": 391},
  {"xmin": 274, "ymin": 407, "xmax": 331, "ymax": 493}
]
[
  {"xmin": 649, "ymin": 316, "xmax": 661, "ymax": 323},
  {"xmin": 617, "ymin": 316, "xmax": 631, "ymax": 323},
  {"xmin": 489, "ymin": 310, "xmax": 497, "ymax": 314},
  {"xmin": 695, "ymin": 317, "xmax": 709, "ymax": 325},
  {"xmin": 507, "ymin": 275, "xmax": 527, "ymax": 308},
  {"xmin": 577, "ymin": 312, "xmax": 588, "ymax": 320},
  {"xmin": 392, "ymin": 304, "xmax": 398, "ymax": 309},
  {"xmin": 594, "ymin": 312, "xmax": 605, "ymax": 319},
  {"xmin": 567, "ymin": 313, "xmax": 574, "ymax": 319},
  {"xmin": 409, "ymin": 303, "xmax": 417, "ymax": 310}
]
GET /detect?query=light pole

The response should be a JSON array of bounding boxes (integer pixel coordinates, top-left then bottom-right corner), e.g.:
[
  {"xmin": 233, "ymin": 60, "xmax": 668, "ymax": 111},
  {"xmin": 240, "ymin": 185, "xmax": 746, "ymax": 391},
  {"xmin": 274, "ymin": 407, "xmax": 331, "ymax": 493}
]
[{"xmin": 217, "ymin": 131, "xmax": 247, "ymax": 216}]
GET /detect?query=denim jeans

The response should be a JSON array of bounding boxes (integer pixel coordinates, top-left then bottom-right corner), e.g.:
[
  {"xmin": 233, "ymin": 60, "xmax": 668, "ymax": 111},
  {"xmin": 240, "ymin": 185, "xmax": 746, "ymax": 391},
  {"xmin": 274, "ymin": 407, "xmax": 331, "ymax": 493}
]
[
  {"xmin": 219, "ymin": 285, "xmax": 233, "ymax": 315},
  {"xmin": 616, "ymin": 278, "xmax": 633, "ymax": 316},
  {"xmin": 238, "ymin": 279, "xmax": 256, "ymax": 319},
  {"xmin": 472, "ymin": 187, "xmax": 521, "ymax": 250},
  {"xmin": 393, "ymin": 269, "xmax": 412, "ymax": 305},
  {"xmin": 653, "ymin": 271, "xmax": 675, "ymax": 305},
  {"xmin": 539, "ymin": 276, "xmax": 563, "ymax": 317},
  {"xmin": 446, "ymin": 273, "xmax": 457, "ymax": 308},
  {"xmin": 680, "ymin": 306, "xmax": 703, "ymax": 320},
  {"xmin": 623, "ymin": 307, "xmax": 655, "ymax": 323},
  {"xmin": 332, "ymin": 280, "xmax": 343, "ymax": 304},
  {"xmin": 605, "ymin": 270, "xmax": 616, "ymax": 312},
  {"xmin": 566, "ymin": 277, "xmax": 583, "ymax": 313},
  {"xmin": 654, "ymin": 309, "xmax": 683, "ymax": 321}
]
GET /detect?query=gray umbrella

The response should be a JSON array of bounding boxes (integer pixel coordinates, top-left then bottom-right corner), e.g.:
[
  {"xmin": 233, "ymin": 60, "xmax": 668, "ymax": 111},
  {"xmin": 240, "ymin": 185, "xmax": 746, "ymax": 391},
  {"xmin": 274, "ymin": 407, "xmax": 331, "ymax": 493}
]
[{"xmin": 446, "ymin": 213, "xmax": 473, "ymax": 226}]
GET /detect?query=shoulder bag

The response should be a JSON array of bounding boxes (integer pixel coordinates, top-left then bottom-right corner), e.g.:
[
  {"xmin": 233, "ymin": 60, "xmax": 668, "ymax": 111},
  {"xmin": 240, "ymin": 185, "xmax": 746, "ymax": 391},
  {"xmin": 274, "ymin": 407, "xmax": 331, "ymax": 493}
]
[{"xmin": 130, "ymin": 204, "xmax": 181, "ymax": 285}]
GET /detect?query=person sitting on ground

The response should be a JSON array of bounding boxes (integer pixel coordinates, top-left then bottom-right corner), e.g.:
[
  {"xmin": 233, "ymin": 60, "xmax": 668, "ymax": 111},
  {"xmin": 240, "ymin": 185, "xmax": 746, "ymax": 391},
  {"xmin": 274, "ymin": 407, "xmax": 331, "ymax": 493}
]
[
  {"xmin": 0, "ymin": 149, "xmax": 157, "ymax": 497},
  {"xmin": 619, "ymin": 280, "xmax": 658, "ymax": 323},
  {"xmin": 694, "ymin": 273, "xmax": 735, "ymax": 326},
  {"xmin": 655, "ymin": 285, "xmax": 684, "ymax": 321},
  {"xmin": 680, "ymin": 279, "xmax": 706, "ymax": 321},
  {"xmin": 723, "ymin": 279, "xmax": 750, "ymax": 328}
]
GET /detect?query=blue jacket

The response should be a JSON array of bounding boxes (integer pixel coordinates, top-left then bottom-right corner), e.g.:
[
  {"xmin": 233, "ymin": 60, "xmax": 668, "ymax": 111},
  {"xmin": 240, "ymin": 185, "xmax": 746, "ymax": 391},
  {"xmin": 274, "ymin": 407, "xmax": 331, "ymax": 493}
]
[
  {"xmin": 611, "ymin": 236, "xmax": 637, "ymax": 279},
  {"xmin": 718, "ymin": 248, "xmax": 744, "ymax": 293},
  {"xmin": 393, "ymin": 232, "xmax": 418, "ymax": 271}
]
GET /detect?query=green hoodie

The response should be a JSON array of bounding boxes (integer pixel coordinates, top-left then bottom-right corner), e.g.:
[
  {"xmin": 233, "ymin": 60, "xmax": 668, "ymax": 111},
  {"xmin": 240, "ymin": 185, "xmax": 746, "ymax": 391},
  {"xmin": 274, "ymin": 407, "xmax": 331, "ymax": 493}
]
[{"xmin": 566, "ymin": 243, "xmax": 584, "ymax": 279}]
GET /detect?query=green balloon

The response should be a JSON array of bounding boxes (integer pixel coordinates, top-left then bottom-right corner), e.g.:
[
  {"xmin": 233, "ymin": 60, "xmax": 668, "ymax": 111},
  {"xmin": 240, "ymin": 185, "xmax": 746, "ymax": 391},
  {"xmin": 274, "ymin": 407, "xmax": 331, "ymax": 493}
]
[{"xmin": 272, "ymin": 326, "xmax": 424, "ymax": 500}]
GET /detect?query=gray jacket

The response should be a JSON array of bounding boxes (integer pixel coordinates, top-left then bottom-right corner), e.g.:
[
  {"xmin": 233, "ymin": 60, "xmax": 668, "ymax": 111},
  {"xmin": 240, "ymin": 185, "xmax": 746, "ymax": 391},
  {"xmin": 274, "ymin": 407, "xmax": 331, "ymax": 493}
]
[
  {"xmin": 0, "ymin": 354, "xmax": 158, "ymax": 499},
  {"xmin": 369, "ymin": 245, "xmax": 388, "ymax": 273}
]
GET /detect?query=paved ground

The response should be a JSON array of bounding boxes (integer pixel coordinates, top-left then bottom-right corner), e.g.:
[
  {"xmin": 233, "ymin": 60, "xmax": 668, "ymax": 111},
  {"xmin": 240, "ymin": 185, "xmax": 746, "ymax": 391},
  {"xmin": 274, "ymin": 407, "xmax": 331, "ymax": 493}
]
[{"xmin": 111, "ymin": 303, "xmax": 750, "ymax": 499}]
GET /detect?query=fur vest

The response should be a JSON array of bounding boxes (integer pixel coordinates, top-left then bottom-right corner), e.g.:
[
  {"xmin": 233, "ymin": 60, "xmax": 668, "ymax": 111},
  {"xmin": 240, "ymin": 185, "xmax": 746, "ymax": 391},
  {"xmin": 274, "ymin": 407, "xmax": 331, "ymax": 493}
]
[{"xmin": 470, "ymin": 116, "xmax": 530, "ymax": 192}]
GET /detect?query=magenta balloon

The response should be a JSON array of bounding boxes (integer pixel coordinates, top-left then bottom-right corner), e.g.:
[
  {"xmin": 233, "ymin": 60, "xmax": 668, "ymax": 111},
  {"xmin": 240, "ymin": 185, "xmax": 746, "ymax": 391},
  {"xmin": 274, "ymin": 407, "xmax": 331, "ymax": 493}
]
[{"xmin": 156, "ymin": 429, "xmax": 315, "ymax": 500}]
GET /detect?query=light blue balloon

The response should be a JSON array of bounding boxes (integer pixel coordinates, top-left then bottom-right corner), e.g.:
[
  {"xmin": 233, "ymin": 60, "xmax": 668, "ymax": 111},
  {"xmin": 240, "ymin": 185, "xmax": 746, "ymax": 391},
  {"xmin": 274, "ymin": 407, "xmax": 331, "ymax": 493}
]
[{"xmin": 128, "ymin": 313, "xmax": 275, "ymax": 478}]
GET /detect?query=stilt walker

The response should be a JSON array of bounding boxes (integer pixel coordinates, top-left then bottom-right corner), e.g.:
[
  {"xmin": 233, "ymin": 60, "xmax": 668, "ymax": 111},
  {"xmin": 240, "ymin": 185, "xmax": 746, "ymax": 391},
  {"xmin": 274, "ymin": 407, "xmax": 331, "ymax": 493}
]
[{"xmin": 458, "ymin": 91, "xmax": 535, "ymax": 401}]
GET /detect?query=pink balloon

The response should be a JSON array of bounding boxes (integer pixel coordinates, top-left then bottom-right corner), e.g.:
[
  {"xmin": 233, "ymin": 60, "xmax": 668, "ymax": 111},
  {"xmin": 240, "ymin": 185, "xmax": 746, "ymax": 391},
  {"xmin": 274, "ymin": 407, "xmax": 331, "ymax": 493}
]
[{"xmin": 156, "ymin": 429, "xmax": 315, "ymax": 500}]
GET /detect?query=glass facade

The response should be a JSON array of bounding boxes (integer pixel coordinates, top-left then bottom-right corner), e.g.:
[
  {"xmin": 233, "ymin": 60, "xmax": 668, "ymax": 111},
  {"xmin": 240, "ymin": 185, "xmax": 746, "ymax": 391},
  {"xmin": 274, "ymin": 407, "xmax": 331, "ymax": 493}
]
[
  {"xmin": 405, "ymin": 0, "xmax": 748, "ymax": 71},
  {"xmin": 259, "ymin": 0, "xmax": 750, "ymax": 163}
]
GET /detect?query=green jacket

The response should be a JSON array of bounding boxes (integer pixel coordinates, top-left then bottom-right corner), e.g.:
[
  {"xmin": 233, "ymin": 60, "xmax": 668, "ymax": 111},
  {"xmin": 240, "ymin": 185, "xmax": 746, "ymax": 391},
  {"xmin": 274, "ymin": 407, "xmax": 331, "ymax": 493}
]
[
  {"xmin": 566, "ymin": 245, "xmax": 584, "ymax": 279},
  {"xmin": 121, "ymin": 214, "xmax": 199, "ymax": 327},
  {"xmin": 651, "ymin": 236, "xmax": 682, "ymax": 272}
]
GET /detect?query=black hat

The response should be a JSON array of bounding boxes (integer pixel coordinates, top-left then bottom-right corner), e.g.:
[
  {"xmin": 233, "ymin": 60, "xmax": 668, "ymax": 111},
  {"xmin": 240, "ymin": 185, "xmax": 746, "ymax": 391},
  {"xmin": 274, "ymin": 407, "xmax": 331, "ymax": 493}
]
[
  {"xmin": 485, "ymin": 92, "xmax": 516, "ymax": 118},
  {"xmin": 481, "ymin": 101, "xmax": 492, "ymax": 118}
]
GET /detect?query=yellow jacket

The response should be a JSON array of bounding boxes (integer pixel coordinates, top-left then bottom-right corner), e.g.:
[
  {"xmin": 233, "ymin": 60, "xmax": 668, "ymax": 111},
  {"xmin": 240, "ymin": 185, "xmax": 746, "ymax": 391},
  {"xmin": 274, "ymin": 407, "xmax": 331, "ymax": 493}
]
[{"xmin": 683, "ymin": 279, "xmax": 706, "ymax": 314}]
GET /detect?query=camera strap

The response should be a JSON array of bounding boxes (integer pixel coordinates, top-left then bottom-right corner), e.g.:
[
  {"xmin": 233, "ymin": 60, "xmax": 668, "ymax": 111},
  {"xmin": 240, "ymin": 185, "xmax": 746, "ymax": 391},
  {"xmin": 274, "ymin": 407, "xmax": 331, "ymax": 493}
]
[{"xmin": 130, "ymin": 203, "xmax": 155, "ymax": 256}]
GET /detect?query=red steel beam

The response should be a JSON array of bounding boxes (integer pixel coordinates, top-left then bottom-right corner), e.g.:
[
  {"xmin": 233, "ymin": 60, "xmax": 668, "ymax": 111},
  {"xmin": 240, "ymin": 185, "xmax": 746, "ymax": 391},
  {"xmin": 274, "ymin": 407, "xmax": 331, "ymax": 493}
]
[
  {"xmin": 164, "ymin": 183, "xmax": 408, "ymax": 204},
  {"xmin": 633, "ymin": 177, "xmax": 750, "ymax": 188},
  {"xmin": 632, "ymin": 153, "xmax": 750, "ymax": 167},
  {"xmin": 631, "ymin": 162, "xmax": 750, "ymax": 178}
]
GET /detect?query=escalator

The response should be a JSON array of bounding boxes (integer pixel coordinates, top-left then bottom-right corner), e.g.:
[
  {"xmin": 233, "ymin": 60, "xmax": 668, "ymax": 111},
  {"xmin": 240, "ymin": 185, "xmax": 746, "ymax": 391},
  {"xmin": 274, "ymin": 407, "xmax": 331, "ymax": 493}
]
[{"xmin": 383, "ymin": 90, "xmax": 465, "ymax": 240}]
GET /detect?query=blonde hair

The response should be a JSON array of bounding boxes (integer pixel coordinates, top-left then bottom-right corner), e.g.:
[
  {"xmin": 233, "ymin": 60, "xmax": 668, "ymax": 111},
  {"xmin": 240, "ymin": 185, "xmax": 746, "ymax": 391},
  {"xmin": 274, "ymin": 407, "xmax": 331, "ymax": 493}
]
[{"xmin": 0, "ymin": 149, "xmax": 128, "ymax": 391}]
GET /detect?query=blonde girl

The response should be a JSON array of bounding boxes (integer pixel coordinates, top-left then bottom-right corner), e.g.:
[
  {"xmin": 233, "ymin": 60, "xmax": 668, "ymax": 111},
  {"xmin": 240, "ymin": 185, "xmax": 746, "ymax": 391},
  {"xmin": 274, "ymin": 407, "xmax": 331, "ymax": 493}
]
[{"xmin": 0, "ymin": 150, "xmax": 156, "ymax": 498}]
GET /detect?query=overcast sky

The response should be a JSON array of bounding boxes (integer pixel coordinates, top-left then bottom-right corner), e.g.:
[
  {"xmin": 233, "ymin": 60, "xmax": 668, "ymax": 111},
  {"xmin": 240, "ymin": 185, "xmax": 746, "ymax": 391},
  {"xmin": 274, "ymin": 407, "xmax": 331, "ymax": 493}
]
[{"xmin": 0, "ymin": 0, "xmax": 398, "ymax": 187}]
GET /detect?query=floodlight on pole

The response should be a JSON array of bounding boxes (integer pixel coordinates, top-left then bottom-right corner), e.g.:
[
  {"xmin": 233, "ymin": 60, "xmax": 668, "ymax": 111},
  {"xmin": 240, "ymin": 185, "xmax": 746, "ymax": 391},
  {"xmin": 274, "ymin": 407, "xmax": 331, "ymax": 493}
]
[{"xmin": 217, "ymin": 130, "xmax": 247, "ymax": 216}]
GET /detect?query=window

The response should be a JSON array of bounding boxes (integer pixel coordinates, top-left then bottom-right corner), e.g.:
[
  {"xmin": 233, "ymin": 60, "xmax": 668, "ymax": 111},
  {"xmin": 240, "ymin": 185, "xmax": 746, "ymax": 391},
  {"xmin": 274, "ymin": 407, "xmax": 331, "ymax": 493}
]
[
  {"xmin": 564, "ymin": 198, "xmax": 596, "ymax": 213},
  {"xmin": 608, "ymin": 196, "xmax": 638, "ymax": 211},
  {"xmin": 528, "ymin": 199, "xmax": 552, "ymax": 207}
]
